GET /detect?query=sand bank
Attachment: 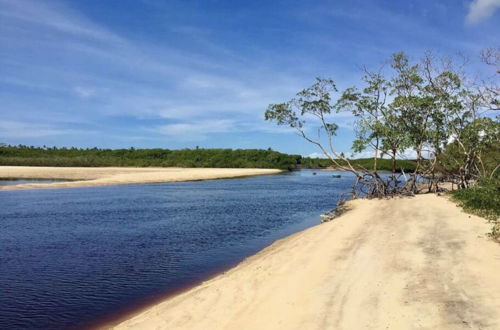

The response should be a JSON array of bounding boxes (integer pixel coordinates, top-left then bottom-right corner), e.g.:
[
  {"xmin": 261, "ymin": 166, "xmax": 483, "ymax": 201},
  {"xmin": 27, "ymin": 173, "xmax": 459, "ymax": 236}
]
[
  {"xmin": 0, "ymin": 166, "xmax": 282, "ymax": 190},
  {"xmin": 112, "ymin": 194, "xmax": 500, "ymax": 330}
]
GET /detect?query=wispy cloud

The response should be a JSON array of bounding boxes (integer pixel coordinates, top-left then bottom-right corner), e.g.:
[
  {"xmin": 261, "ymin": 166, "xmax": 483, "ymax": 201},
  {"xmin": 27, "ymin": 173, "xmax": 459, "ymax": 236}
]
[
  {"xmin": 0, "ymin": 0, "xmax": 497, "ymax": 153},
  {"xmin": 0, "ymin": 0, "xmax": 122, "ymax": 42},
  {"xmin": 307, "ymin": 152, "xmax": 329, "ymax": 159},
  {"xmin": 74, "ymin": 86, "xmax": 96, "ymax": 99},
  {"xmin": 0, "ymin": 0, "xmax": 306, "ymax": 136},
  {"xmin": 153, "ymin": 118, "xmax": 295, "ymax": 142},
  {"xmin": 0, "ymin": 120, "xmax": 93, "ymax": 139},
  {"xmin": 154, "ymin": 119, "xmax": 236, "ymax": 141},
  {"xmin": 466, "ymin": 0, "xmax": 500, "ymax": 24}
]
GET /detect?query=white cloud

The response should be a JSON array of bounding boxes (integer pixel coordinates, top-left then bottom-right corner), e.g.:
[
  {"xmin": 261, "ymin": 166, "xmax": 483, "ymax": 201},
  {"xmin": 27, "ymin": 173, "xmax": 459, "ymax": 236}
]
[
  {"xmin": 307, "ymin": 152, "xmax": 327, "ymax": 159},
  {"xmin": 465, "ymin": 0, "xmax": 500, "ymax": 24},
  {"xmin": 0, "ymin": 0, "xmax": 122, "ymax": 42},
  {"xmin": 349, "ymin": 150, "xmax": 377, "ymax": 159},
  {"xmin": 0, "ymin": 120, "xmax": 92, "ymax": 139},
  {"xmin": 152, "ymin": 118, "xmax": 296, "ymax": 142},
  {"xmin": 350, "ymin": 148, "xmax": 419, "ymax": 160},
  {"xmin": 0, "ymin": 0, "xmax": 308, "ymax": 132},
  {"xmin": 153, "ymin": 119, "xmax": 237, "ymax": 141},
  {"xmin": 74, "ymin": 86, "xmax": 96, "ymax": 98},
  {"xmin": 397, "ymin": 149, "xmax": 418, "ymax": 160}
]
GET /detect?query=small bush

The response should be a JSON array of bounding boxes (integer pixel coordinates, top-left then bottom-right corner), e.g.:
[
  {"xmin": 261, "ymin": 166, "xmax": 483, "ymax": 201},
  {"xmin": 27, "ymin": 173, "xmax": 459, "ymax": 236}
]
[{"xmin": 451, "ymin": 178, "xmax": 500, "ymax": 240}]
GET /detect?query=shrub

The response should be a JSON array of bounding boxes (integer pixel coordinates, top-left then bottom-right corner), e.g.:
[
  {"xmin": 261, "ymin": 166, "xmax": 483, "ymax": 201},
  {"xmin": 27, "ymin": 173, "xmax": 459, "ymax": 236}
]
[{"xmin": 451, "ymin": 178, "xmax": 500, "ymax": 240}]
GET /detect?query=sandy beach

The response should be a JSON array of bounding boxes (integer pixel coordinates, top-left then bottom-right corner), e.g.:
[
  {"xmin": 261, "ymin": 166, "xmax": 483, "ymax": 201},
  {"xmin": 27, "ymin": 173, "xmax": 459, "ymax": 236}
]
[
  {"xmin": 0, "ymin": 166, "xmax": 282, "ymax": 190},
  {"xmin": 111, "ymin": 194, "xmax": 500, "ymax": 330}
]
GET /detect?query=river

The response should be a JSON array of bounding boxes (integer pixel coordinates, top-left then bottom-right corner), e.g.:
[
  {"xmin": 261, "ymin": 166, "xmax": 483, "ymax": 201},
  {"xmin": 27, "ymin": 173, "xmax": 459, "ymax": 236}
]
[{"xmin": 0, "ymin": 169, "xmax": 353, "ymax": 329}]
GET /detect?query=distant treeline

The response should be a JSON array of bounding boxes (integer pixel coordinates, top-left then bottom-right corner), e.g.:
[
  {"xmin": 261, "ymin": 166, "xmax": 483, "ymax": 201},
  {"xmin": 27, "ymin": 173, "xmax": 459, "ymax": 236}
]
[
  {"xmin": 300, "ymin": 157, "xmax": 416, "ymax": 172},
  {"xmin": 0, "ymin": 145, "xmax": 418, "ymax": 171},
  {"xmin": 0, "ymin": 145, "xmax": 302, "ymax": 169}
]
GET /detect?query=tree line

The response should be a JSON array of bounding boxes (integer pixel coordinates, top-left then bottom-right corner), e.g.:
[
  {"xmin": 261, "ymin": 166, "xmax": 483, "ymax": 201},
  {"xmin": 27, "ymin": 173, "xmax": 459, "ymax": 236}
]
[
  {"xmin": 0, "ymin": 146, "xmax": 302, "ymax": 170},
  {"xmin": 0, "ymin": 144, "xmax": 421, "ymax": 172},
  {"xmin": 300, "ymin": 157, "xmax": 416, "ymax": 172}
]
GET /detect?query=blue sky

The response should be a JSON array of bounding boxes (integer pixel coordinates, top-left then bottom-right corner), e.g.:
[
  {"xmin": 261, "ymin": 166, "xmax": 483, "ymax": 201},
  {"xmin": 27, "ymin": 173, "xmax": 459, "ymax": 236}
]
[{"xmin": 1, "ymin": 0, "xmax": 499, "ymax": 156}]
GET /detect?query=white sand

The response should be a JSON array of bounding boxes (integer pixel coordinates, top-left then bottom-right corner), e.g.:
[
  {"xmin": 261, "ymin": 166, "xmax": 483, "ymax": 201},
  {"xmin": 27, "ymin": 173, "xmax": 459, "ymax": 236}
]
[
  {"xmin": 0, "ymin": 166, "xmax": 282, "ymax": 190},
  {"xmin": 112, "ymin": 194, "xmax": 500, "ymax": 330}
]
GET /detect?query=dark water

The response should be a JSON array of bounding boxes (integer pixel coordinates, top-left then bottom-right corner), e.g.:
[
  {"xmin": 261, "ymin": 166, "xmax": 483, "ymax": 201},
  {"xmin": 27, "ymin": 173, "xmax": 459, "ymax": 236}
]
[
  {"xmin": 0, "ymin": 170, "xmax": 354, "ymax": 330},
  {"xmin": 0, "ymin": 179, "xmax": 66, "ymax": 186}
]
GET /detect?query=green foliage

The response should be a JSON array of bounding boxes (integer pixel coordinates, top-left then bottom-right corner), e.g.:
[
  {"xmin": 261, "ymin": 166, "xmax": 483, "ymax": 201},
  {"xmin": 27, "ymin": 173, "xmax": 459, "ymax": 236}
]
[
  {"xmin": 265, "ymin": 78, "xmax": 339, "ymax": 132},
  {"xmin": 338, "ymin": 69, "xmax": 412, "ymax": 171},
  {"xmin": 0, "ymin": 145, "xmax": 302, "ymax": 170},
  {"xmin": 451, "ymin": 178, "xmax": 500, "ymax": 239},
  {"xmin": 438, "ymin": 118, "xmax": 500, "ymax": 180},
  {"xmin": 451, "ymin": 178, "xmax": 500, "ymax": 220}
]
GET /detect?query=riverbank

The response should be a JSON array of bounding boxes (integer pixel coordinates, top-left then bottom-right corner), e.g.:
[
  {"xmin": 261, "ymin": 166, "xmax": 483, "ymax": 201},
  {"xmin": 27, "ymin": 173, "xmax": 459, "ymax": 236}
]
[
  {"xmin": 0, "ymin": 166, "xmax": 282, "ymax": 190},
  {"xmin": 110, "ymin": 194, "xmax": 500, "ymax": 330}
]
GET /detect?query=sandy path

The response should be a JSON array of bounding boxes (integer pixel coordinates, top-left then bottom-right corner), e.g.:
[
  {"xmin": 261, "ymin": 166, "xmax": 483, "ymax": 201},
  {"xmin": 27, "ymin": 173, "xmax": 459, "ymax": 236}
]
[
  {"xmin": 0, "ymin": 166, "xmax": 282, "ymax": 190},
  {"xmin": 112, "ymin": 194, "xmax": 500, "ymax": 330}
]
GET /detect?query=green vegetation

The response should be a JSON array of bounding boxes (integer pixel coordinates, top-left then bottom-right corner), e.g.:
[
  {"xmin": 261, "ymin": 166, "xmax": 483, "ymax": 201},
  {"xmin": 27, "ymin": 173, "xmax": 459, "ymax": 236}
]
[
  {"xmin": 451, "ymin": 178, "xmax": 500, "ymax": 220},
  {"xmin": 0, "ymin": 145, "xmax": 419, "ymax": 172},
  {"xmin": 437, "ymin": 118, "xmax": 500, "ymax": 184},
  {"xmin": 0, "ymin": 145, "xmax": 302, "ymax": 170},
  {"xmin": 451, "ymin": 178, "xmax": 500, "ymax": 240}
]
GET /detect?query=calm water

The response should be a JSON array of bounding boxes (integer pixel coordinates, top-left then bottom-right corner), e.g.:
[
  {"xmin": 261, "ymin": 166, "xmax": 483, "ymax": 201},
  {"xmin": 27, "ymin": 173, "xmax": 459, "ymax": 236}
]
[
  {"xmin": 0, "ymin": 170, "xmax": 354, "ymax": 329},
  {"xmin": 0, "ymin": 179, "xmax": 66, "ymax": 186}
]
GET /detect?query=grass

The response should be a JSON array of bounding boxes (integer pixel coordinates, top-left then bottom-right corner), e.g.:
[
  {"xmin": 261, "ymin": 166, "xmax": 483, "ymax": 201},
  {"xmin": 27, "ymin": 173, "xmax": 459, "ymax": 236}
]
[{"xmin": 451, "ymin": 178, "xmax": 500, "ymax": 241}]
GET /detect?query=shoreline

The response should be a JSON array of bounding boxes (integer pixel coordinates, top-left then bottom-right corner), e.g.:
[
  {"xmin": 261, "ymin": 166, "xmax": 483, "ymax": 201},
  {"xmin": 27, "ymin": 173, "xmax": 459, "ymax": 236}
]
[
  {"xmin": 108, "ymin": 194, "xmax": 500, "ymax": 330},
  {"xmin": 90, "ymin": 264, "xmax": 238, "ymax": 330},
  {"xmin": 92, "ymin": 248, "xmax": 266, "ymax": 330},
  {"xmin": 0, "ymin": 166, "xmax": 283, "ymax": 190},
  {"xmin": 95, "ymin": 217, "xmax": 318, "ymax": 330}
]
